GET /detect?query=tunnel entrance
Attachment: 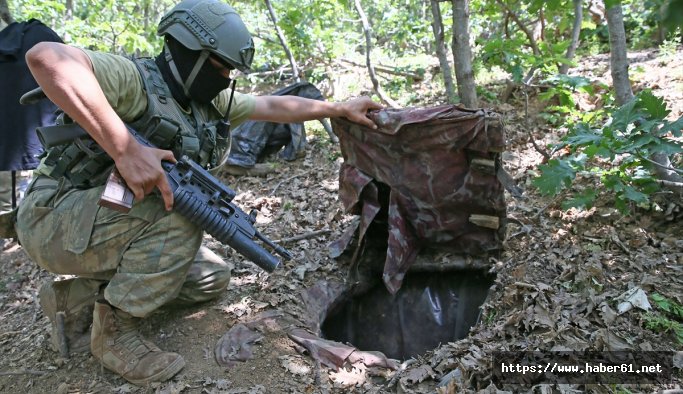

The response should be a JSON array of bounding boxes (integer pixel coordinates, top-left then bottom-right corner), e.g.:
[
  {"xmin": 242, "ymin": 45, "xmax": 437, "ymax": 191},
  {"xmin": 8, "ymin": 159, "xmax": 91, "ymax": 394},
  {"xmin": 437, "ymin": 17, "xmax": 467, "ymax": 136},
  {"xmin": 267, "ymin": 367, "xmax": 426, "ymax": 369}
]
[{"xmin": 321, "ymin": 270, "xmax": 494, "ymax": 360}]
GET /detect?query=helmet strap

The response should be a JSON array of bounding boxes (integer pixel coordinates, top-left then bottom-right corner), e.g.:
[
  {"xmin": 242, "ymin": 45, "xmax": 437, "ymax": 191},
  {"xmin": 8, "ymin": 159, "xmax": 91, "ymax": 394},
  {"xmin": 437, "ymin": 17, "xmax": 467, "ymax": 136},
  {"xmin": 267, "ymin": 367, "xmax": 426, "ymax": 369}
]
[
  {"xmin": 164, "ymin": 46, "xmax": 210, "ymax": 98},
  {"xmin": 164, "ymin": 44, "xmax": 189, "ymax": 97},
  {"xmin": 183, "ymin": 50, "xmax": 210, "ymax": 94}
]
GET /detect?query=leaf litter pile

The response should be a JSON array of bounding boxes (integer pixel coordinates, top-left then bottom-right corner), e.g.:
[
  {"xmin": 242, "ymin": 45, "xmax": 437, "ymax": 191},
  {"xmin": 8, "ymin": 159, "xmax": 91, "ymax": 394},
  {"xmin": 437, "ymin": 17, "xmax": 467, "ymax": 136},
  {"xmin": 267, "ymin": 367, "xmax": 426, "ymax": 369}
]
[{"xmin": 1, "ymin": 49, "xmax": 683, "ymax": 393}]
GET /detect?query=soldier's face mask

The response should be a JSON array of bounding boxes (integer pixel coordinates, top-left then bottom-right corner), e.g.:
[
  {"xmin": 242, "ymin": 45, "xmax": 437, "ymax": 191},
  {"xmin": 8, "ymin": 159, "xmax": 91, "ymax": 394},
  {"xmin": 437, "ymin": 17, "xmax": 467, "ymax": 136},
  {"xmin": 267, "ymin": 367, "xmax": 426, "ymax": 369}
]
[{"xmin": 165, "ymin": 38, "xmax": 232, "ymax": 104}]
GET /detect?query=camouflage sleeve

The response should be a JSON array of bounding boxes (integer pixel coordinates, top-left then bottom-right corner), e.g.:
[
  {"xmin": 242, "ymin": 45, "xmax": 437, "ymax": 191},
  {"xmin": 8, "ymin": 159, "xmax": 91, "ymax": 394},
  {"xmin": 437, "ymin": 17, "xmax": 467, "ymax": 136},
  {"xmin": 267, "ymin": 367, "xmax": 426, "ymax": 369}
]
[{"xmin": 82, "ymin": 49, "xmax": 148, "ymax": 123}]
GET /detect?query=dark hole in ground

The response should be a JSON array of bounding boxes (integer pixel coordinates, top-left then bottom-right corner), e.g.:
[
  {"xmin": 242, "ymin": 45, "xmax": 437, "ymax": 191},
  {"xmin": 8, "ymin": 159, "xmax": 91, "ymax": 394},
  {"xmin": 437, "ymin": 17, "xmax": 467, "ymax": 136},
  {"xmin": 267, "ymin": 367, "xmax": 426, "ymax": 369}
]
[{"xmin": 321, "ymin": 270, "xmax": 494, "ymax": 360}]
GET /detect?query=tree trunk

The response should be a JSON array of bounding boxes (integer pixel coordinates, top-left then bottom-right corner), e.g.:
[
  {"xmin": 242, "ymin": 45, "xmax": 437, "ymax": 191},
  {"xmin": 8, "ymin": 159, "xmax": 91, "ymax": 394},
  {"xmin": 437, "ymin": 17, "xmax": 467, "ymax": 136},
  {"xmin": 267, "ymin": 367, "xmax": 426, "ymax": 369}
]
[
  {"xmin": 559, "ymin": 0, "xmax": 583, "ymax": 74},
  {"xmin": 63, "ymin": 0, "xmax": 74, "ymax": 43},
  {"xmin": 429, "ymin": 0, "xmax": 457, "ymax": 103},
  {"xmin": 353, "ymin": 0, "xmax": 399, "ymax": 108},
  {"xmin": 606, "ymin": 2, "xmax": 683, "ymax": 187},
  {"xmin": 450, "ymin": 0, "xmax": 478, "ymax": 108},
  {"xmin": 0, "ymin": 0, "xmax": 14, "ymax": 26},
  {"xmin": 605, "ymin": 4, "xmax": 633, "ymax": 106},
  {"xmin": 264, "ymin": 0, "xmax": 300, "ymax": 83}
]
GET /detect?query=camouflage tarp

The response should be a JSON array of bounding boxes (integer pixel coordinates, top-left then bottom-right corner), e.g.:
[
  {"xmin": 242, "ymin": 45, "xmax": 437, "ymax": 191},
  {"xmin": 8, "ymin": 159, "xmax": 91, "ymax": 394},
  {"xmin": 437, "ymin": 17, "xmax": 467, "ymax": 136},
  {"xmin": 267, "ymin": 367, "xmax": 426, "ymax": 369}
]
[{"xmin": 330, "ymin": 105, "xmax": 507, "ymax": 294}]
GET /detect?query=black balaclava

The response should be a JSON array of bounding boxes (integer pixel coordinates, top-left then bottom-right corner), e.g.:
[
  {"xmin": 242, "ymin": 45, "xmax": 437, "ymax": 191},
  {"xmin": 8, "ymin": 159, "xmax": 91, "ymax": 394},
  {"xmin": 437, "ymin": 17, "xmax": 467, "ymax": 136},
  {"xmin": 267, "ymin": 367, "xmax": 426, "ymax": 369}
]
[{"xmin": 155, "ymin": 37, "xmax": 232, "ymax": 106}]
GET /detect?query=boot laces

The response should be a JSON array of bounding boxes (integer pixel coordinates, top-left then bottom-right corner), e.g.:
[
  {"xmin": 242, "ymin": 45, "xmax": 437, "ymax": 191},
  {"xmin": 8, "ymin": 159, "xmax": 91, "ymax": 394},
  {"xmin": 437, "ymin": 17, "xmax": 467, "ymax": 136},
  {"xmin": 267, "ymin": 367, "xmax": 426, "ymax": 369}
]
[{"xmin": 115, "ymin": 313, "xmax": 160, "ymax": 358}]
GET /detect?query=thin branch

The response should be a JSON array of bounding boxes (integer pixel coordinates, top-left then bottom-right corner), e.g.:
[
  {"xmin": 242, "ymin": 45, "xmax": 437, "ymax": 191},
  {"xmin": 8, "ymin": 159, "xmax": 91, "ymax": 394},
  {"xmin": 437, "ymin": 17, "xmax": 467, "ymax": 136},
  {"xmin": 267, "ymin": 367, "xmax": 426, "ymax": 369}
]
[
  {"xmin": 274, "ymin": 229, "xmax": 331, "ymax": 243},
  {"xmin": 353, "ymin": 0, "xmax": 400, "ymax": 108},
  {"xmin": 495, "ymin": 0, "xmax": 541, "ymax": 56},
  {"xmin": 522, "ymin": 71, "xmax": 550, "ymax": 161},
  {"xmin": 638, "ymin": 154, "xmax": 683, "ymax": 175},
  {"xmin": 264, "ymin": 0, "xmax": 300, "ymax": 82},
  {"xmin": 338, "ymin": 58, "xmax": 424, "ymax": 81},
  {"xmin": 271, "ymin": 171, "xmax": 310, "ymax": 195},
  {"xmin": 0, "ymin": 370, "xmax": 47, "ymax": 376},
  {"xmin": 656, "ymin": 179, "xmax": 683, "ymax": 190}
]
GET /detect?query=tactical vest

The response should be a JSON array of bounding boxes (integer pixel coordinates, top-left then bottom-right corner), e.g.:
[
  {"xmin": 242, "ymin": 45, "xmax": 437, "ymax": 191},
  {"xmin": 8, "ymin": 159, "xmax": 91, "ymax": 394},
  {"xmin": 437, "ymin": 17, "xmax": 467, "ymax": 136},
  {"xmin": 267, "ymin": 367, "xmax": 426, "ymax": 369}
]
[{"xmin": 40, "ymin": 57, "xmax": 230, "ymax": 188}]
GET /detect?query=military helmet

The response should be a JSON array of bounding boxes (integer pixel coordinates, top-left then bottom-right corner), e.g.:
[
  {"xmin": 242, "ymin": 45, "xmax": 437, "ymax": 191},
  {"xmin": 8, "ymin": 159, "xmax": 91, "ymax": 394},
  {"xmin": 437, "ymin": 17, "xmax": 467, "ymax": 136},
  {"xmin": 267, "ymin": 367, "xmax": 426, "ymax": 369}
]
[{"xmin": 158, "ymin": 0, "xmax": 255, "ymax": 72}]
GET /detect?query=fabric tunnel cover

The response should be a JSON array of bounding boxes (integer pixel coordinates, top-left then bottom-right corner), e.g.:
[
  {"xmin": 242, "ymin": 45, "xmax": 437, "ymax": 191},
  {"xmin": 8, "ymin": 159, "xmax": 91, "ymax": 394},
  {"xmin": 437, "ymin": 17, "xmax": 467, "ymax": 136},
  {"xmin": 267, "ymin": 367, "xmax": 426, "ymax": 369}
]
[{"xmin": 329, "ymin": 105, "xmax": 508, "ymax": 294}]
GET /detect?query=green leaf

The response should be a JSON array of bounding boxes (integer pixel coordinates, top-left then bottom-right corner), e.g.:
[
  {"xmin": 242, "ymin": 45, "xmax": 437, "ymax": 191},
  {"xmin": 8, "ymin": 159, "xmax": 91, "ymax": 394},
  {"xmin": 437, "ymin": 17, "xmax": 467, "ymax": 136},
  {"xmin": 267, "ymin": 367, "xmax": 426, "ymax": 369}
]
[
  {"xmin": 610, "ymin": 99, "xmax": 641, "ymax": 132},
  {"xmin": 652, "ymin": 140, "xmax": 683, "ymax": 155},
  {"xmin": 617, "ymin": 134, "xmax": 656, "ymax": 153},
  {"xmin": 561, "ymin": 189, "xmax": 597, "ymax": 210},
  {"xmin": 532, "ymin": 159, "xmax": 577, "ymax": 196},
  {"xmin": 637, "ymin": 90, "xmax": 670, "ymax": 120},
  {"xmin": 605, "ymin": 0, "xmax": 622, "ymax": 8},
  {"xmin": 651, "ymin": 293, "xmax": 671, "ymax": 312},
  {"xmin": 659, "ymin": 117, "xmax": 683, "ymax": 138},
  {"xmin": 622, "ymin": 185, "xmax": 649, "ymax": 203},
  {"xmin": 565, "ymin": 124, "xmax": 603, "ymax": 146}
]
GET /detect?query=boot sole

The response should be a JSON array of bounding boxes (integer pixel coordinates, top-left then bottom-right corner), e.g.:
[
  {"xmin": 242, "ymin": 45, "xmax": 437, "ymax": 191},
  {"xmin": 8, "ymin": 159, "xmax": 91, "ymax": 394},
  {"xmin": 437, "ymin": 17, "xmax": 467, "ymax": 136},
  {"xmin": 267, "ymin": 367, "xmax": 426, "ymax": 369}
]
[{"xmin": 125, "ymin": 356, "xmax": 186, "ymax": 386}]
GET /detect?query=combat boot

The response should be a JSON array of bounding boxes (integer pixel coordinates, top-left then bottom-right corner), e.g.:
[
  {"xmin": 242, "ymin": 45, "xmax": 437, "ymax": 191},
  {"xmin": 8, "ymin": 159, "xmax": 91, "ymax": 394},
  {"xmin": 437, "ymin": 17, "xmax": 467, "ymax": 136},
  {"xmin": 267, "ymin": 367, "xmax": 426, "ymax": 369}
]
[
  {"xmin": 91, "ymin": 301, "xmax": 185, "ymax": 385},
  {"xmin": 39, "ymin": 278, "xmax": 104, "ymax": 355}
]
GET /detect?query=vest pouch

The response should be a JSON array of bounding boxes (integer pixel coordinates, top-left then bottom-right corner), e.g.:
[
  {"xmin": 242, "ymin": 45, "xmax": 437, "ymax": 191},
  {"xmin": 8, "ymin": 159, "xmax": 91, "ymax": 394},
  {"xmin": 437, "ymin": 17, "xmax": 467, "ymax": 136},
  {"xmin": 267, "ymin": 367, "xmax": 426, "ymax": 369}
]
[
  {"xmin": 198, "ymin": 123, "xmax": 218, "ymax": 167},
  {"xmin": 144, "ymin": 116, "xmax": 180, "ymax": 149},
  {"xmin": 180, "ymin": 135, "xmax": 201, "ymax": 162}
]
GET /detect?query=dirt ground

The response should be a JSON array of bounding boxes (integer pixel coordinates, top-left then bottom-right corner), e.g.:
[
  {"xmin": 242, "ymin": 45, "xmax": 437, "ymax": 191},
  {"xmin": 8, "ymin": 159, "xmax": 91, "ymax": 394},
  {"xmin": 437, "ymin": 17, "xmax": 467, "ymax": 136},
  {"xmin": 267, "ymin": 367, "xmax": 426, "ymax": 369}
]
[{"xmin": 1, "ymin": 47, "xmax": 682, "ymax": 394}]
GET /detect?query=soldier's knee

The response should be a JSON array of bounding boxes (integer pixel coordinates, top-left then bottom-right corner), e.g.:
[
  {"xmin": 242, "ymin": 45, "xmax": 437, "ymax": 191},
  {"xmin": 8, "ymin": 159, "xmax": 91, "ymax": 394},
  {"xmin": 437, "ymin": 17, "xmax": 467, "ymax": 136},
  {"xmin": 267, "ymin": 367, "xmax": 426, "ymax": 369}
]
[{"xmin": 176, "ymin": 248, "xmax": 232, "ymax": 304}]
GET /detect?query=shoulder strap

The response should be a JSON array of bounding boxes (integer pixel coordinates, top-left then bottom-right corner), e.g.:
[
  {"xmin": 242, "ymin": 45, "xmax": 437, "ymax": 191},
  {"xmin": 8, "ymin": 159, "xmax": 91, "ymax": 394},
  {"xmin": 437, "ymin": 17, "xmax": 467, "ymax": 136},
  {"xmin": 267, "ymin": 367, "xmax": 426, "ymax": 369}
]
[{"xmin": 130, "ymin": 58, "xmax": 200, "ymax": 158}]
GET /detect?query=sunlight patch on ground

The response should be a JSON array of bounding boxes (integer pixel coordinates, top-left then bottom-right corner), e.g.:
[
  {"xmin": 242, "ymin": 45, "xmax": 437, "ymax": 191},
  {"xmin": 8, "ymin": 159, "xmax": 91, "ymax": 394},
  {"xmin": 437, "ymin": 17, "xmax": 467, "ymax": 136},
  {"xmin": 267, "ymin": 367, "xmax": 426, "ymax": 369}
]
[
  {"xmin": 230, "ymin": 274, "xmax": 260, "ymax": 286},
  {"xmin": 216, "ymin": 296, "xmax": 268, "ymax": 319},
  {"xmin": 184, "ymin": 310, "xmax": 207, "ymax": 320}
]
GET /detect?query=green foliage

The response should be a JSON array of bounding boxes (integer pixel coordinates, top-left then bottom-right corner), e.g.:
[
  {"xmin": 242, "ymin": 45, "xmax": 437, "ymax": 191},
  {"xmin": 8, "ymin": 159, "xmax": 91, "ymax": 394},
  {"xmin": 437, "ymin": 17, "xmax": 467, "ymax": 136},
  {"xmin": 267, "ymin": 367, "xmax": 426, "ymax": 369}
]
[
  {"xmin": 643, "ymin": 293, "xmax": 683, "ymax": 344},
  {"xmin": 10, "ymin": 0, "xmax": 171, "ymax": 55},
  {"xmin": 479, "ymin": 35, "xmax": 574, "ymax": 84},
  {"xmin": 533, "ymin": 90, "xmax": 683, "ymax": 214},
  {"xmin": 662, "ymin": 0, "xmax": 683, "ymax": 30},
  {"xmin": 538, "ymin": 74, "xmax": 607, "ymax": 126},
  {"xmin": 532, "ymin": 157, "xmax": 581, "ymax": 196},
  {"xmin": 651, "ymin": 293, "xmax": 683, "ymax": 320}
]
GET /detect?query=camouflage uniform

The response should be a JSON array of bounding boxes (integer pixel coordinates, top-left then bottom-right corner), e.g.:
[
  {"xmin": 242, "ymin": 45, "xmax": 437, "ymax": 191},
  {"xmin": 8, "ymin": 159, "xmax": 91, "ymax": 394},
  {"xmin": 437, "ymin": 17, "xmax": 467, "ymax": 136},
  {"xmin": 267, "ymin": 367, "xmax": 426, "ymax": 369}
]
[
  {"xmin": 14, "ymin": 1, "xmax": 259, "ymax": 385},
  {"xmin": 0, "ymin": 171, "xmax": 12, "ymax": 214},
  {"xmin": 15, "ymin": 49, "xmax": 255, "ymax": 317},
  {"xmin": 16, "ymin": 182, "xmax": 230, "ymax": 316}
]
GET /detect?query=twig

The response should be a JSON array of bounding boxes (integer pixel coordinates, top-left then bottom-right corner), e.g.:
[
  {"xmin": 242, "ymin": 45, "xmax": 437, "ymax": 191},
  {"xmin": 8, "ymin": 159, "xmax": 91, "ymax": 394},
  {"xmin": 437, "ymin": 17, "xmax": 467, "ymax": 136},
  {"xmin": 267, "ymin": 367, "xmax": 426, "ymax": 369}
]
[
  {"xmin": 638, "ymin": 154, "xmax": 683, "ymax": 175},
  {"xmin": 274, "ymin": 229, "xmax": 331, "ymax": 244},
  {"xmin": 271, "ymin": 171, "xmax": 310, "ymax": 195},
  {"xmin": 531, "ymin": 193, "xmax": 565, "ymax": 220},
  {"xmin": 339, "ymin": 58, "xmax": 424, "ymax": 81},
  {"xmin": 386, "ymin": 359, "xmax": 416, "ymax": 388},
  {"xmin": 656, "ymin": 179, "xmax": 683, "ymax": 190},
  {"xmin": 0, "ymin": 369, "xmax": 47, "ymax": 376},
  {"xmin": 319, "ymin": 118, "xmax": 338, "ymax": 144},
  {"xmin": 522, "ymin": 71, "xmax": 551, "ymax": 162},
  {"xmin": 0, "ymin": 331, "xmax": 22, "ymax": 338},
  {"xmin": 513, "ymin": 282, "xmax": 538, "ymax": 290}
]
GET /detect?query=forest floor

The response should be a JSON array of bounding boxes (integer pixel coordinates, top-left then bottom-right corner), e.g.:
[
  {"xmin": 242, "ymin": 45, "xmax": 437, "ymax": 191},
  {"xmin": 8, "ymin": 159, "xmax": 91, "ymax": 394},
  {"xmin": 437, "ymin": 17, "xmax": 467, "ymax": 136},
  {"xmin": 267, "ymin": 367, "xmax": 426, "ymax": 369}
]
[{"xmin": 1, "ymin": 46, "xmax": 682, "ymax": 394}]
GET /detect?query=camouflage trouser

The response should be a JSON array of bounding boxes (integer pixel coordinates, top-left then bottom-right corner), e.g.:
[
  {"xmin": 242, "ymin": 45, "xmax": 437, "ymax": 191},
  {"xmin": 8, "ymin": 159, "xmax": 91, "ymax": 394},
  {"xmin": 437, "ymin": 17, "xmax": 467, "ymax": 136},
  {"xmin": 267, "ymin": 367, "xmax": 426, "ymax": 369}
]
[
  {"xmin": 0, "ymin": 171, "xmax": 12, "ymax": 214},
  {"xmin": 15, "ymin": 177, "xmax": 232, "ymax": 317}
]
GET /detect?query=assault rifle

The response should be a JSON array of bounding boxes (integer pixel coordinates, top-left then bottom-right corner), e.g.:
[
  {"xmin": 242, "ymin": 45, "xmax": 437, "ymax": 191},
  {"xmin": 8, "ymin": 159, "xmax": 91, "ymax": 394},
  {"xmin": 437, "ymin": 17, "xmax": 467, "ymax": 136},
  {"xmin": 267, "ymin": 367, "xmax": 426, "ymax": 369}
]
[{"xmin": 36, "ymin": 119, "xmax": 292, "ymax": 273}]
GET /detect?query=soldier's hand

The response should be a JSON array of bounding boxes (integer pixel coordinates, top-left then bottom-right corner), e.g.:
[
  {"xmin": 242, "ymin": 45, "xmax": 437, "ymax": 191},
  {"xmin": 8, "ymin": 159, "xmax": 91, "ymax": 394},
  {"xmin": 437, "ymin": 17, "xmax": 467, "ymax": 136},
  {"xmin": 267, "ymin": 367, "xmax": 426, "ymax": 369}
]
[
  {"xmin": 114, "ymin": 144, "xmax": 177, "ymax": 211},
  {"xmin": 340, "ymin": 96, "xmax": 383, "ymax": 129}
]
